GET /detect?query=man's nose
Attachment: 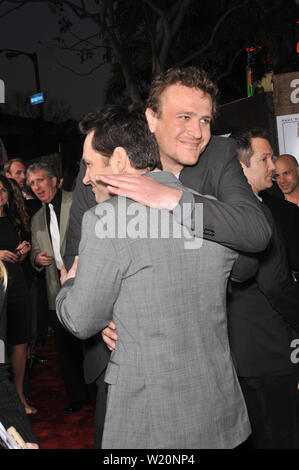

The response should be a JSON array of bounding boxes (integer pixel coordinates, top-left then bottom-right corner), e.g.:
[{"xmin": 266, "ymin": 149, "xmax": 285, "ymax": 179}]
[
  {"xmin": 187, "ymin": 120, "xmax": 202, "ymax": 139},
  {"xmin": 268, "ymin": 160, "xmax": 275, "ymax": 172},
  {"xmin": 83, "ymin": 170, "xmax": 89, "ymax": 186}
]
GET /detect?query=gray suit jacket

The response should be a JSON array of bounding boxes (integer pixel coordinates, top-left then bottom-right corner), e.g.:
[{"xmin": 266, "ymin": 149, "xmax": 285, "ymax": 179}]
[
  {"xmin": 56, "ymin": 171, "xmax": 250, "ymax": 449},
  {"xmin": 31, "ymin": 190, "xmax": 72, "ymax": 310}
]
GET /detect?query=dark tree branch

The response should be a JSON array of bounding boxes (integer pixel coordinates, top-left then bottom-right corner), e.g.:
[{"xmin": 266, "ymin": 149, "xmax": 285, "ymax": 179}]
[
  {"xmin": 0, "ymin": 0, "xmax": 27, "ymax": 18},
  {"xmin": 215, "ymin": 44, "xmax": 246, "ymax": 83},
  {"xmin": 56, "ymin": 58, "xmax": 105, "ymax": 76},
  {"xmin": 179, "ymin": 0, "xmax": 250, "ymax": 66}
]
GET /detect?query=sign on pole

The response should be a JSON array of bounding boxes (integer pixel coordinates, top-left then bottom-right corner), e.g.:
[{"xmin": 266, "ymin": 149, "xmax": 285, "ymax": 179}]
[{"xmin": 30, "ymin": 92, "xmax": 44, "ymax": 105}]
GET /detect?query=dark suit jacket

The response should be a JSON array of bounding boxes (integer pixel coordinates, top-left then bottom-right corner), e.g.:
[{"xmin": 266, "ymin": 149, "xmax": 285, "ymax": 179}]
[
  {"xmin": 228, "ymin": 202, "xmax": 299, "ymax": 378},
  {"xmin": 64, "ymin": 135, "xmax": 271, "ymax": 384},
  {"xmin": 261, "ymin": 189, "xmax": 299, "ymax": 273}
]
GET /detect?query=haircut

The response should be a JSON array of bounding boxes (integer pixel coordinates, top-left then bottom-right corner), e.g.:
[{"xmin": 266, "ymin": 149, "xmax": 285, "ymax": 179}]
[
  {"xmin": 276, "ymin": 154, "xmax": 298, "ymax": 168},
  {"xmin": 79, "ymin": 104, "xmax": 162, "ymax": 171},
  {"xmin": 232, "ymin": 128, "xmax": 271, "ymax": 168},
  {"xmin": 26, "ymin": 161, "xmax": 57, "ymax": 182},
  {"xmin": 0, "ymin": 175, "xmax": 24, "ymax": 236},
  {"xmin": 4, "ymin": 158, "xmax": 25, "ymax": 174},
  {"xmin": 147, "ymin": 66, "xmax": 218, "ymax": 118},
  {"xmin": 8, "ymin": 178, "xmax": 30, "ymax": 232}
]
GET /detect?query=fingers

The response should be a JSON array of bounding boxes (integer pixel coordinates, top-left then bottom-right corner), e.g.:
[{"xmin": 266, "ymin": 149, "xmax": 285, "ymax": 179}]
[
  {"xmin": 108, "ymin": 320, "xmax": 116, "ymax": 330},
  {"xmin": 36, "ymin": 252, "xmax": 54, "ymax": 266},
  {"xmin": 101, "ymin": 330, "xmax": 117, "ymax": 351},
  {"xmin": 72, "ymin": 256, "xmax": 79, "ymax": 271},
  {"xmin": 101, "ymin": 322, "xmax": 118, "ymax": 351},
  {"xmin": 25, "ymin": 443, "xmax": 39, "ymax": 449},
  {"xmin": 96, "ymin": 174, "xmax": 144, "ymax": 193},
  {"xmin": 1, "ymin": 251, "xmax": 19, "ymax": 262}
]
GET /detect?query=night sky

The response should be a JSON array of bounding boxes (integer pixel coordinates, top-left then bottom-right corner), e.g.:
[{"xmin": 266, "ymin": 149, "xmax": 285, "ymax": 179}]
[{"xmin": 0, "ymin": 2, "xmax": 110, "ymax": 120}]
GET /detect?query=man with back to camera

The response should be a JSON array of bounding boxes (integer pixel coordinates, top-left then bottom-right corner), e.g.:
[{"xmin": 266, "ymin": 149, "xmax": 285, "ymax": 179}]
[
  {"xmin": 56, "ymin": 104, "xmax": 252, "ymax": 449},
  {"xmin": 63, "ymin": 67, "xmax": 271, "ymax": 446},
  {"xmin": 27, "ymin": 162, "xmax": 89, "ymax": 413},
  {"xmin": 228, "ymin": 129, "xmax": 299, "ymax": 448}
]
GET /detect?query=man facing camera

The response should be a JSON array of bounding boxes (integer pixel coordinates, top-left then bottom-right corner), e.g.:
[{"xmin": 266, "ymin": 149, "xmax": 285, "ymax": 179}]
[
  {"xmin": 27, "ymin": 162, "xmax": 89, "ymax": 413},
  {"xmin": 274, "ymin": 154, "xmax": 299, "ymax": 205},
  {"xmin": 56, "ymin": 105, "xmax": 251, "ymax": 449}
]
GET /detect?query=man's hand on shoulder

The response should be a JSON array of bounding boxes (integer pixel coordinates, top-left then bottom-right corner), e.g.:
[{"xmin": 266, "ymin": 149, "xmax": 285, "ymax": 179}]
[
  {"xmin": 96, "ymin": 174, "xmax": 182, "ymax": 210},
  {"xmin": 101, "ymin": 320, "xmax": 118, "ymax": 351}
]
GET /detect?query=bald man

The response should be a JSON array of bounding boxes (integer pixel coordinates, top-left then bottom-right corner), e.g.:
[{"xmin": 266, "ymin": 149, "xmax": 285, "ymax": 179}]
[
  {"xmin": 262, "ymin": 154, "xmax": 299, "ymax": 275},
  {"xmin": 274, "ymin": 154, "xmax": 299, "ymax": 205}
]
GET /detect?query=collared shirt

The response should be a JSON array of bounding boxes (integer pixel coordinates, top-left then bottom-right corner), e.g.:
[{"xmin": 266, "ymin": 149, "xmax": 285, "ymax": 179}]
[{"xmin": 46, "ymin": 189, "xmax": 62, "ymax": 238}]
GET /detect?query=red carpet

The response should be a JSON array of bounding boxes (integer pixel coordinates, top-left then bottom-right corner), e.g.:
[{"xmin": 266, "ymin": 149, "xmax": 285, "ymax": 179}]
[{"xmin": 27, "ymin": 335, "xmax": 95, "ymax": 449}]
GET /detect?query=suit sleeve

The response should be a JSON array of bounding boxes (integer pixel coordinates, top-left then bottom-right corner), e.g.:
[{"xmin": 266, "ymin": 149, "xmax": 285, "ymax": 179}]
[
  {"xmin": 254, "ymin": 209, "xmax": 299, "ymax": 332},
  {"xmin": 179, "ymin": 138, "xmax": 271, "ymax": 253},
  {"xmin": 56, "ymin": 210, "xmax": 122, "ymax": 339},
  {"xmin": 230, "ymin": 253, "xmax": 259, "ymax": 283},
  {"xmin": 64, "ymin": 159, "xmax": 96, "ymax": 270},
  {"xmin": 30, "ymin": 215, "xmax": 44, "ymax": 272}
]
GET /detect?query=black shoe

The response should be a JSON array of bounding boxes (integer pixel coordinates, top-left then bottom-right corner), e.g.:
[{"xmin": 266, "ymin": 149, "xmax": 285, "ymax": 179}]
[{"xmin": 65, "ymin": 401, "xmax": 88, "ymax": 414}]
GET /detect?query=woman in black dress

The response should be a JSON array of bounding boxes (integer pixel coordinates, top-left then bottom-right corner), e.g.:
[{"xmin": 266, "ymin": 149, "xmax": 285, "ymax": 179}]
[
  {"xmin": 0, "ymin": 175, "xmax": 35, "ymax": 414},
  {"xmin": 0, "ymin": 260, "xmax": 38, "ymax": 447}
]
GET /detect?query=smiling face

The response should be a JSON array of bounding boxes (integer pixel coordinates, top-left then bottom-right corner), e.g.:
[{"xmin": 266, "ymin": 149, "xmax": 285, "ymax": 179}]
[
  {"xmin": 274, "ymin": 155, "xmax": 299, "ymax": 195},
  {"xmin": 82, "ymin": 130, "xmax": 118, "ymax": 203},
  {"xmin": 241, "ymin": 137, "xmax": 275, "ymax": 194},
  {"xmin": 27, "ymin": 170, "xmax": 58, "ymax": 203},
  {"xmin": 145, "ymin": 84, "xmax": 212, "ymax": 174}
]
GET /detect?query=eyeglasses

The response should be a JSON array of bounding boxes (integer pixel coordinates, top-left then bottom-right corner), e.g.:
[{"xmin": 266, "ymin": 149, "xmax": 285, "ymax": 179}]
[{"xmin": 0, "ymin": 188, "xmax": 7, "ymax": 194}]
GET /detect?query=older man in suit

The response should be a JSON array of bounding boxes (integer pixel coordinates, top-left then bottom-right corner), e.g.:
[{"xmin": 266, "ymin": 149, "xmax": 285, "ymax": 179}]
[
  {"xmin": 56, "ymin": 105, "xmax": 251, "ymax": 449},
  {"xmin": 27, "ymin": 162, "xmax": 89, "ymax": 413}
]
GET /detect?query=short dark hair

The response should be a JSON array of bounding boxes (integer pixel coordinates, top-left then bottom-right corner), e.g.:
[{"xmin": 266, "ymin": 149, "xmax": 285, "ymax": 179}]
[
  {"xmin": 79, "ymin": 105, "xmax": 162, "ymax": 171},
  {"xmin": 147, "ymin": 67, "xmax": 218, "ymax": 118},
  {"xmin": 232, "ymin": 128, "xmax": 272, "ymax": 168}
]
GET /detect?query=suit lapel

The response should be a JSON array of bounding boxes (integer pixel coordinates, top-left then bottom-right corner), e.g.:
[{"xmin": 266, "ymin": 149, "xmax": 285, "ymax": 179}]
[
  {"xmin": 42, "ymin": 205, "xmax": 54, "ymax": 255},
  {"xmin": 59, "ymin": 191, "xmax": 68, "ymax": 249}
]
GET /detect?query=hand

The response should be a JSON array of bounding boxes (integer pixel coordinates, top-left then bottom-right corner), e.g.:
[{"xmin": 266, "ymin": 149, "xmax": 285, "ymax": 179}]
[
  {"xmin": 101, "ymin": 320, "xmax": 118, "ymax": 351},
  {"xmin": 16, "ymin": 240, "xmax": 31, "ymax": 256},
  {"xmin": 96, "ymin": 174, "xmax": 182, "ymax": 210},
  {"xmin": 0, "ymin": 250, "xmax": 19, "ymax": 263},
  {"xmin": 35, "ymin": 251, "xmax": 54, "ymax": 267},
  {"xmin": 6, "ymin": 426, "xmax": 39, "ymax": 449},
  {"xmin": 60, "ymin": 256, "xmax": 78, "ymax": 286}
]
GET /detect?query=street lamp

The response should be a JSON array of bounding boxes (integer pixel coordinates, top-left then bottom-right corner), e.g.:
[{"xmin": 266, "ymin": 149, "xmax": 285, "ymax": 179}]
[{"xmin": 0, "ymin": 49, "xmax": 43, "ymax": 122}]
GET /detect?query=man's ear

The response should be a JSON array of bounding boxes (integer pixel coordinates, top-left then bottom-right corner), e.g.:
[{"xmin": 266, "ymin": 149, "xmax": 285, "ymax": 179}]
[
  {"xmin": 145, "ymin": 108, "xmax": 158, "ymax": 133},
  {"xmin": 111, "ymin": 147, "xmax": 129, "ymax": 173},
  {"xmin": 4, "ymin": 171, "xmax": 10, "ymax": 178}
]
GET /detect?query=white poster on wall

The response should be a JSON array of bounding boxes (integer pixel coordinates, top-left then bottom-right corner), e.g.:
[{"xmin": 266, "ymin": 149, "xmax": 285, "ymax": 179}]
[{"xmin": 276, "ymin": 114, "xmax": 299, "ymax": 162}]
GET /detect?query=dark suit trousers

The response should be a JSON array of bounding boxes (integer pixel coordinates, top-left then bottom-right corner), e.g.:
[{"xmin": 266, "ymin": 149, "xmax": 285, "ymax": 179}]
[
  {"xmin": 239, "ymin": 372, "xmax": 299, "ymax": 449},
  {"xmin": 49, "ymin": 310, "xmax": 89, "ymax": 404},
  {"xmin": 94, "ymin": 370, "xmax": 108, "ymax": 449}
]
